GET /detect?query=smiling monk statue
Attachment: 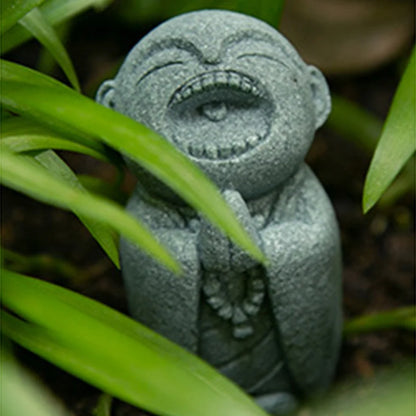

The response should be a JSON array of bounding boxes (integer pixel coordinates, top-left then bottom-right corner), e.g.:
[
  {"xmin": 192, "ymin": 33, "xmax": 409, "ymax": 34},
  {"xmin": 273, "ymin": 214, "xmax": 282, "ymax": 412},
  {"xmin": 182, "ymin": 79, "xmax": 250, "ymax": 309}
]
[{"xmin": 97, "ymin": 10, "xmax": 342, "ymax": 414}]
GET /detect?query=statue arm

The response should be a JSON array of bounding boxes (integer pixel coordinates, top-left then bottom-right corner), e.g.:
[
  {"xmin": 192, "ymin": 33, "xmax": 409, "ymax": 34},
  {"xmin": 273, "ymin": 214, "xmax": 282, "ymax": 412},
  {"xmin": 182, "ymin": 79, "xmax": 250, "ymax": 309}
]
[
  {"xmin": 260, "ymin": 165, "xmax": 343, "ymax": 393},
  {"xmin": 120, "ymin": 190, "xmax": 201, "ymax": 352}
]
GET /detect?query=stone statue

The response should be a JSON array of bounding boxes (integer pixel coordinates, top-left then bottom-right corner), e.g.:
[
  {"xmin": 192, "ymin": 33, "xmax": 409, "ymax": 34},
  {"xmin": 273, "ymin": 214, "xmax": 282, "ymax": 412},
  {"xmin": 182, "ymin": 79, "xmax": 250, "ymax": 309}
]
[{"xmin": 97, "ymin": 10, "xmax": 342, "ymax": 414}]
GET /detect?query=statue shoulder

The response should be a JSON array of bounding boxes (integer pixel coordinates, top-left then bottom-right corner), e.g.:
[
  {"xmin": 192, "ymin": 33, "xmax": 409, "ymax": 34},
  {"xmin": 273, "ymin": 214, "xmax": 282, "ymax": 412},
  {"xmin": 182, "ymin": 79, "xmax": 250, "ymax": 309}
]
[
  {"xmin": 267, "ymin": 164, "xmax": 337, "ymax": 226},
  {"xmin": 125, "ymin": 187, "xmax": 190, "ymax": 229}
]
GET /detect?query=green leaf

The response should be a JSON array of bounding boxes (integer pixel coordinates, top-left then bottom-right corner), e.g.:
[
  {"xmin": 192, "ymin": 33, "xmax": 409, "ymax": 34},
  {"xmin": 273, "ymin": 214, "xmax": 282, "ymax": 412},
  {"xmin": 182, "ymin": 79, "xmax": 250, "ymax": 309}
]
[
  {"xmin": 0, "ymin": 63, "xmax": 265, "ymax": 264},
  {"xmin": 0, "ymin": 115, "xmax": 118, "ymax": 162},
  {"xmin": 343, "ymin": 306, "xmax": 416, "ymax": 336},
  {"xmin": 2, "ymin": 247, "xmax": 84, "ymax": 282},
  {"xmin": 18, "ymin": 7, "xmax": 80, "ymax": 91},
  {"xmin": 1, "ymin": 270, "xmax": 268, "ymax": 416},
  {"xmin": 301, "ymin": 362, "xmax": 414, "ymax": 416},
  {"xmin": 0, "ymin": 150, "xmax": 179, "ymax": 272},
  {"xmin": 1, "ymin": 343, "xmax": 69, "ymax": 416},
  {"xmin": 327, "ymin": 95, "xmax": 414, "ymax": 208},
  {"xmin": 1, "ymin": 116, "xmax": 120, "ymax": 164},
  {"xmin": 0, "ymin": 0, "xmax": 44, "ymax": 35},
  {"xmin": 93, "ymin": 394, "xmax": 113, "ymax": 416},
  {"xmin": 77, "ymin": 175, "xmax": 128, "ymax": 205},
  {"xmin": 363, "ymin": 47, "xmax": 416, "ymax": 213},
  {"xmin": 2, "ymin": 134, "xmax": 110, "ymax": 161},
  {"xmin": 1, "ymin": 0, "xmax": 111, "ymax": 53},
  {"xmin": 34, "ymin": 150, "xmax": 121, "ymax": 267},
  {"xmin": 0, "ymin": 59, "xmax": 67, "ymax": 88}
]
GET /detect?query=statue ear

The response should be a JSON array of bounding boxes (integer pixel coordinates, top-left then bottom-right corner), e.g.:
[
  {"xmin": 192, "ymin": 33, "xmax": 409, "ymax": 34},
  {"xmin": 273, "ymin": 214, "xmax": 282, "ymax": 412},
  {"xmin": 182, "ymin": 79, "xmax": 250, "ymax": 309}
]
[
  {"xmin": 307, "ymin": 65, "xmax": 331, "ymax": 129},
  {"xmin": 96, "ymin": 79, "xmax": 115, "ymax": 109}
]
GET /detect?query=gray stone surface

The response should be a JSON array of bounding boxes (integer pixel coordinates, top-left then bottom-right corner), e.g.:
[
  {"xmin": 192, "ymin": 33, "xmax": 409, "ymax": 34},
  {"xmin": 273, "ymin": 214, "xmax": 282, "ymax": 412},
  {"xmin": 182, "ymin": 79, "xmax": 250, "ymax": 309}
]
[{"xmin": 97, "ymin": 10, "xmax": 342, "ymax": 414}]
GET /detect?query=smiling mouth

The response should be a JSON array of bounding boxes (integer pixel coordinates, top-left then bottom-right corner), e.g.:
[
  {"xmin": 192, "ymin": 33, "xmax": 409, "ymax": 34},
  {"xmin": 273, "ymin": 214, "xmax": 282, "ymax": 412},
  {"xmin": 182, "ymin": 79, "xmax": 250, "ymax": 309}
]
[{"xmin": 167, "ymin": 70, "xmax": 272, "ymax": 160}]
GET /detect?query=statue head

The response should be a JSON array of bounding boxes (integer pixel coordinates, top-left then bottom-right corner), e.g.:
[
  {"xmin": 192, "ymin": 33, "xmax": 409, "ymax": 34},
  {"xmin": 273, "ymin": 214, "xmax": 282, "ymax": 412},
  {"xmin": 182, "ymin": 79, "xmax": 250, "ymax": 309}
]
[{"xmin": 97, "ymin": 10, "xmax": 331, "ymax": 201}]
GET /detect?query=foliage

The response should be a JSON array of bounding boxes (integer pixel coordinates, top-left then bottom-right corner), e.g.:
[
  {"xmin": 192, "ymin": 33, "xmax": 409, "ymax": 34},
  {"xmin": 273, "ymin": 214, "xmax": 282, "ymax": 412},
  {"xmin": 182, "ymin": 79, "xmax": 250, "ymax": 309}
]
[
  {"xmin": 363, "ymin": 47, "xmax": 415, "ymax": 212},
  {"xmin": 0, "ymin": 0, "xmax": 414, "ymax": 415},
  {"xmin": 1, "ymin": 270, "xmax": 268, "ymax": 416},
  {"xmin": 1, "ymin": 51, "xmax": 265, "ymax": 269},
  {"xmin": 343, "ymin": 306, "xmax": 416, "ymax": 335},
  {"xmin": 300, "ymin": 362, "xmax": 414, "ymax": 416},
  {"xmin": 1, "ymin": 342, "xmax": 70, "ymax": 416}
]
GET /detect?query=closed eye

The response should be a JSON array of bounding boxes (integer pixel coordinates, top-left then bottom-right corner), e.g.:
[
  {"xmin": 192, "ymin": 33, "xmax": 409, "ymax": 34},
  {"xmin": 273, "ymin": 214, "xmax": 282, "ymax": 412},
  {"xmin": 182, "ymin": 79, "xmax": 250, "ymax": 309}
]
[
  {"xmin": 237, "ymin": 53, "xmax": 289, "ymax": 68},
  {"xmin": 136, "ymin": 61, "xmax": 184, "ymax": 85}
]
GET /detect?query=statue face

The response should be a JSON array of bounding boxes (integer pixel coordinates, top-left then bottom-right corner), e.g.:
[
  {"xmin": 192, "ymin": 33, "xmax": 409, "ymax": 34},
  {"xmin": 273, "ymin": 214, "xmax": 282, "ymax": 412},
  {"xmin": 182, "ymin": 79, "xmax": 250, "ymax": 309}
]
[{"xmin": 98, "ymin": 10, "xmax": 330, "ymax": 200}]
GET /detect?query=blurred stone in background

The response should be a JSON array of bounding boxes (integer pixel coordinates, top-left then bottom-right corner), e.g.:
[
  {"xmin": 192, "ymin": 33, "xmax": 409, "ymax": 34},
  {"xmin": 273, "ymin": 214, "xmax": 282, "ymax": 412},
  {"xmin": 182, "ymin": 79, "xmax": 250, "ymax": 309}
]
[{"xmin": 279, "ymin": 0, "xmax": 415, "ymax": 74}]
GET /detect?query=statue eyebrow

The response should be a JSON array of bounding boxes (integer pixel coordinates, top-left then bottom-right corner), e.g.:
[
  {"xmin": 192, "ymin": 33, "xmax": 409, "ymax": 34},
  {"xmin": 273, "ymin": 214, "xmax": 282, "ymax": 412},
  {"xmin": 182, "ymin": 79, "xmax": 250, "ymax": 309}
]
[
  {"xmin": 222, "ymin": 30, "xmax": 302, "ymax": 72},
  {"xmin": 135, "ymin": 60, "xmax": 185, "ymax": 85},
  {"xmin": 221, "ymin": 30, "xmax": 277, "ymax": 50},
  {"xmin": 142, "ymin": 38, "xmax": 203, "ymax": 61},
  {"xmin": 236, "ymin": 52, "xmax": 291, "ymax": 69}
]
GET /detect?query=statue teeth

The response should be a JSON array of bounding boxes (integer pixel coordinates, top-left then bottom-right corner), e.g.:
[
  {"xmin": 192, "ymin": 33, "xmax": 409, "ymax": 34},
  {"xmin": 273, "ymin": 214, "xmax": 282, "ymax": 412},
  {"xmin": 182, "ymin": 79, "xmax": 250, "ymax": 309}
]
[
  {"xmin": 204, "ymin": 144, "xmax": 218, "ymax": 159},
  {"xmin": 233, "ymin": 141, "xmax": 247, "ymax": 155},
  {"xmin": 192, "ymin": 79, "xmax": 204, "ymax": 94},
  {"xmin": 215, "ymin": 72, "xmax": 228, "ymax": 85},
  {"xmin": 246, "ymin": 135, "xmax": 260, "ymax": 149},
  {"xmin": 228, "ymin": 72, "xmax": 241, "ymax": 88},
  {"xmin": 186, "ymin": 135, "xmax": 263, "ymax": 160},
  {"xmin": 188, "ymin": 143, "xmax": 204, "ymax": 157},
  {"xmin": 170, "ymin": 70, "xmax": 263, "ymax": 105},
  {"xmin": 219, "ymin": 145, "xmax": 233, "ymax": 158},
  {"xmin": 251, "ymin": 85, "xmax": 260, "ymax": 96},
  {"xmin": 195, "ymin": 146, "xmax": 205, "ymax": 158},
  {"xmin": 240, "ymin": 77, "xmax": 252, "ymax": 93},
  {"xmin": 201, "ymin": 74, "xmax": 212, "ymax": 88},
  {"xmin": 187, "ymin": 143, "xmax": 196, "ymax": 156},
  {"xmin": 182, "ymin": 86, "xmax": 193, "ymax": 99}
]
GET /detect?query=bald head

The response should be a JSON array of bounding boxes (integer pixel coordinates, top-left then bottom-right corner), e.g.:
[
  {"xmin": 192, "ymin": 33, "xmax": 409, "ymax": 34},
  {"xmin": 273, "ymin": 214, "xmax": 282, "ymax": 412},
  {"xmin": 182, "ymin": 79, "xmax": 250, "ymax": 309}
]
[
  {"xmin": 97, "ymin": 10, "xmax": 330, "ymax": 200},
  {"xmin": 121, "ymin": 10, "xmax": 305, "ymax": 72}
]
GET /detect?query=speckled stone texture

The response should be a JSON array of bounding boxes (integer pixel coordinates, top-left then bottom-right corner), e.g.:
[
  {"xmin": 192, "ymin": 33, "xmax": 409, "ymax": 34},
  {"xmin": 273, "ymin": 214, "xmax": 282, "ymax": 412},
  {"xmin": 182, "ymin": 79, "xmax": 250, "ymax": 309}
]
[{"xmin": 97, "ymin": 10, "xmax": 342, "ymax": 414}]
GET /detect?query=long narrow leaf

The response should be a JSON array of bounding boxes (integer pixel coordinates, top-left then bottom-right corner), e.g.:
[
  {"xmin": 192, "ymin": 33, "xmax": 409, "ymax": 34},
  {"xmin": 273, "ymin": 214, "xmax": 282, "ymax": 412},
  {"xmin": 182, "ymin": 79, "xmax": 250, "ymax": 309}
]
[
  {"xmin": 363, "ymin": 48, "xmax": 416, "ymax": 212},
  {"xmin": 0, "ymin": 68, "xmax": 265, "ymax": 263},
  {"xmin": 0, "ymin": 150, "xmax": 179, "ymax": 272},
  {"xmin": 301, "ymin": 363, "xmax": 413, "ymax": 416},
  {"xmin": 0, "ymin": 0, "xmax": 44, "ymax": 35},
  {"xmin": 77, "ymin": 174, "xmax": 127, "ymax": 204},
  {"xmin": 1, "ymin": 270, "xmax": 268, "ymax": 416},
  {"xmin": 343, "ymin": 306, "xmax": 416, "ymax": 335},
  {"xmin": 2, "ymin": 134, "xmax": 110, "ymax": 161},
  {"xmin": 1, "ymin": 344, "xmax": 69, "ymax": 416},
  {"xmin": 2, "ymin": 247, "xmax": 84, "ymax": 282},
  {"xmin": 1, "ymin": 0, "xmax": 111, "ymax": 53},
  {"xmin": 1, "ymin": 59, "xmax": 69, "ymax": 88},
  {"xmin": 34, "ymin": 150, "xmax": 120, "ymax": 266},
  {"xmin": 18, "ymin": 7, "xmax": 80, "ymax": 91},
  {"xmin": 93, "ymin": 394, "xmax": 113, "ymax": 416},
  {"xmin": 0, "ymin": 62, "xmax": 112, "ymax": 153},
  {"xmin": 1, "ymin": 115, "xmax": 119, "ymax": 163}
]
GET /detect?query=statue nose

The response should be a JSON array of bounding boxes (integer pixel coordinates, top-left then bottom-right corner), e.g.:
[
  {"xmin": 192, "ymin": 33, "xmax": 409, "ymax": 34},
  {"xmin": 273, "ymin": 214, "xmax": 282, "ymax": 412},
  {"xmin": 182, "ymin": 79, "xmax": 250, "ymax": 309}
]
[{"xmin": 202, "ymin": 47, "xmax": 222, "ymax": 65}]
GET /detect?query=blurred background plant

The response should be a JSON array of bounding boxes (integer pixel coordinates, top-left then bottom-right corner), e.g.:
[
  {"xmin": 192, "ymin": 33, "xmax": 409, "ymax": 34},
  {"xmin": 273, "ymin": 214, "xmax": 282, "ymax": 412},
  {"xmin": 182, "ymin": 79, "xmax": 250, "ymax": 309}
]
[{"xmin": 1, "ymin": 1, "xmax": 414, "ymax": 415}]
